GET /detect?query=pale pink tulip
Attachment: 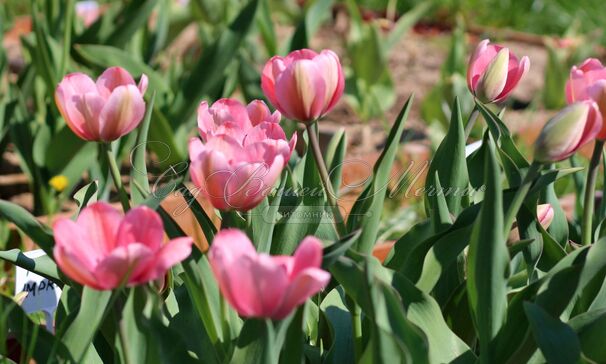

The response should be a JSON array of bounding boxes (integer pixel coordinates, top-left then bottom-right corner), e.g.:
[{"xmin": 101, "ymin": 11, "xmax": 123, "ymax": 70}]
[
  {"xmin": 208, "ymin": 229, "xmax": 330, "ymax": 319},
  {"xmin": 76, "ymin": 1, "xmax": 100, "ymax": 27},
  {"xmin": 467, "ymin": 39, "xmax": 529, "ymax": 103},
  {"xmin": 566, "ymin": 58, "xmax": 606, "ymax": 139},
  {"xmin": 53, "ymin": 202, "xmax": 192, "ymax": 290},
  {"xmin": 537, "ymin": 204, "xmax": 554, "ymax": 230},
  {"xmin": 55, "ymin": 67, "xmax": 148, "ymax": 142},
  {"xmin": 189, "ymin": 99, "xmax": 296, "ymax": 212},
  {"xmin": 534, "ymin": 100, "xmax": 602, "ymax": 162},
  {"xmin": 261, "ymin": 49, "xmax": 344, "ymax": 123}
]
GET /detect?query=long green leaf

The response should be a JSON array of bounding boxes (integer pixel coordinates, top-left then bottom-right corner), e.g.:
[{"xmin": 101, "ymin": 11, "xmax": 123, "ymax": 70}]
[
  {"xmin": 0, "ymin": 200, "xmax": 54, "ymax": 256},
  {"xmin": 0, "ymin": 249, "xmax": 61, "ymax": 283},
  {"xmin": 349, "ymin": 96, "xmax": 413, "ymax": 253},
  {"xmin": 466, "ymin": 134, "xmax": 508, "ymax": 362},
  {"xmin": 62, "ymin": 288, "xmax": 112, "ymax": 362},
  {"xmin": 130, "ymin": 92, "xmax": 156, "ymax": 205},
  {"xmin": 524, "ymin": 302, "xmax": 580, "ymax": 364}
]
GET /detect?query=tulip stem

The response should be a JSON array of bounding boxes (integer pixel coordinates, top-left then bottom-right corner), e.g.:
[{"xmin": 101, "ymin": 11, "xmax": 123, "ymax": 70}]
[
  {"xmin": 306, "ymin": 123, "xmax": 347, "ymax": 236},
  {"xmin": 464, "ymin": 106, "xmax": 480, "ymax": 140},
  {"xmin": 220, "ymin": 294, "xmax": 231, "ymax": 345},
  {"xmin": 101, "ymin": 143, "xmax": 131, "ymax": 212},
  {"xmin": 352, "ymin": 304, "xmax": 363, "ymax": 361},
  {"xmin": 503, "ymin": 161, "xmax": 542, "ymax": 238},
  {"xmin": 582, "ymin": 140, "xmax": 605, "ymax": 245}
]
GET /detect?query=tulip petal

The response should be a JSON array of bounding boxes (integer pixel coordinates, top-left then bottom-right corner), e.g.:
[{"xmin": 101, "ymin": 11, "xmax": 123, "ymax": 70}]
[
  {"xmin": 116, "ymin": 205, "xmax": 165, "ymax": 250},
  {"xmin": 244, "ymin": 122, "xmax": 287, "ymax": 146},
  {"xmin": 133, "ymin": 237, "xmax": 193, "ymax": 283},
  {"xmin": 76, "ymin": 202, "xmax": 122, "ymax": 255},
  {"xmin": 250, "ymin": 254, "xmax": 289, "ymax": 317},
  {"xmin": 96, "ymin": 66, "xmax": 137, "ymax": 99},
  {"xmin": 54, "ymin": 244, "xmax": 103, "ymax": 289},
  {"xmin": 495, "ymin": 55, "xmax": 529, "ymax": 102},
  {"xmin": 94, "ymin": 243, "xmax": 154, "ymax": 289},
  {"xmin": 467, "ymin": 40, "xmax": 501, "ymax": 92},
  {"xmin": 272, "ymin": 268, "xmax": 330, "ymax": 319},
  {"xmin": 247, "ymin": 100, "xmax": 279, "ymax": 125},
  {"xmin": 316, "ymin": 50, "xmax": 345, "ymax": 112},
  {"xmin": 98, "ymin": 84, "xmax": 146, "ymax": 141},
  {"xmin": 290, "ymin": 236, "xmax": 324, "ymax": 278},
  {"xmin": 55, "ymin": 73, "xmax": 102, "ymax": 140},
  {"xmin": 138, "ymin": 74, "xmax": 149, "ymax": 95},
  {"xmin": 275, "ymin": 59, "xmax": 326, "ymax": 121},
  {"xmin": 478, "ymin": 48, "xmax": 510, "ymax": 102},
  {"xmin": 209, "ymin": 230, "xmax": 262, "ymax": 316},
  {"xmin": 261, "ymin": 56, "xmax": 284, "ymax": 108}
]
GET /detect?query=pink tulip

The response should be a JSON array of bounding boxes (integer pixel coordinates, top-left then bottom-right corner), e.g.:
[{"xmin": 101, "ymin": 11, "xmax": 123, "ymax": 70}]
[
  {"xmin": 534, "ymin": 100, "xmax": 602, "ymax": 162},
  {"xmin": 76, "ymin": 1, "xmax": 101, "ymax": 27},
  {"xmin": 566, "ymin": 58, "xmax": 606, "ymax": 139},
  {"xmin": 467, "ymin": 39, "xmax": 529, "ymax": 103},
  {"xmin": 208, "ymin": 229, "xmax": 330, "ymax": 319},
  {"xmin": 53, "ymin": 202, "xmax": 192, "ymax": 290},
  {"xmin": 55, "ymin": 67, "xmax": 148, "ymax": 142},
  {"xmin": 189, "ymin": 99, "xmax": 296, "ymax": 212},
  {"xmin": 537, "ymin": 204, "xmax": 554, "ymax": 230},
  {"xmin": 261, "ymin": 49, "xmax": 344, "ymax": 123}
]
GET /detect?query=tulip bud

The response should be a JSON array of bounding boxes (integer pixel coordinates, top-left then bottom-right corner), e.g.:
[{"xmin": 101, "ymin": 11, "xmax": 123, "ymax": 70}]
[
  {"xmin": 536, "ymin": 204, "xmax": 554, "ymax": 230},
  {"xmin": 467, "ymin": 39, "xmax": 529, "ymax": 103},
  {"xmin": 565, "ymin": 59, "xmax": 606, "ymax": 139},
  {"xmin": 261, "ymin": 49, "xmax": 344, "ymax": 123},
  {"xmin": 534, "ymin": 101, "xmax": 602, "ymax": 163},
  {"xmin": 55, "ymin": 67, "xmax": 147, "ymax": 142},
  {"xmin": 208, "ymin": 229, "xmax": 330, "ymax": 319}
]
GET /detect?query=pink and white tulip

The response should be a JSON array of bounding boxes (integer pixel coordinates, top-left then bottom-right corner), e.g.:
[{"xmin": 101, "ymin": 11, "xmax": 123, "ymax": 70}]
[
  {"xmin": 208, "ymin": 229, "xmax": 330, "ymax": 320},
  {"xmin": 55, "ymin": 67, "xmax": 148, "ymax": 142},
  {"xmin": 566, "ymin": 58, "xmax": 606, "ymax": 139},
  {"xmin": 537, "ymin": 204, "xmax": 555, "ymax": 230},
  {"xmin": 189, "ymin": 99, "xmax": 296, "ymax": 212},
  {"xmin": 467, "ymin": 39, "xmax": 529, "ymax": 103},
  {"xmin": 534, "ymin": 100, "xmax": 602, "ymax": 163},
  {"xmin": 262, "ymin": 49, "xmax": 344, "ymax": 123},
  {"xmin": 53, "ymin": 202, "xmax": 192, "ymax": 290}
]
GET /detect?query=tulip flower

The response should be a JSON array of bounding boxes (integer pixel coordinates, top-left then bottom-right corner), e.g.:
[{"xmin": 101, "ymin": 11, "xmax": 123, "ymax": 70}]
[
  {"xmin": 534, "ymin": 100, "xmax": 602, "ymax": 163},
  {"xmin": 53, "ymin": 202, "xmax": 192, "ymax": 290},
  {"xmin": 536, "ymin": 204, "xmax": 554, "ymax": 230},
  {"xmin": 467, "ymin": 39, "xmax": 529, "ymax": 103},
  {"xmin": 76, "ymin": 1, "xmax": 101, "ymax": 27},
  {"xmin": 208, "ymin": 229, "xmax": 330, "ymax": 319},
  {"xmin": 566, "ymin": 59, "xmax": 606, "ymax": 138},
  {"xmin": 55, "ymin": 67, "xmax": 148, "ymax": 142},
  {"xmin": 189, "ymin": 99, "xmax": 296, "ymax": 212},
  {"xmin": 261, "ymin": 49, "xmax": 344, "ymax": 123}
]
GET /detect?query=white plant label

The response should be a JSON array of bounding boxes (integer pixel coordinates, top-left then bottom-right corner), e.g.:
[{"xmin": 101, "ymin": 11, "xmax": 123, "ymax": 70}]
[{"xmin": 14, "ymin": 249, "xmax": 62, "ymax": 332}]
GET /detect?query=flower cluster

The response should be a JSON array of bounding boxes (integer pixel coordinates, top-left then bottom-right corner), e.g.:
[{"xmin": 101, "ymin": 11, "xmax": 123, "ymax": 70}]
[
  {"xmin": 50, "ymin": 39, "xmax": 606, "ymax": 322},
  {"xmin": 52, "ymin": 48, "xmax": 344, "ymax": 319}
]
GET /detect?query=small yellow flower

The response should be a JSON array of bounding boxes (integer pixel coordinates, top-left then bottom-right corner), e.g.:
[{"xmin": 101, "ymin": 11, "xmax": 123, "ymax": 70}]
[{"xmin": 49, "ymin": 175, "xmax": 69, "ymax": 192}]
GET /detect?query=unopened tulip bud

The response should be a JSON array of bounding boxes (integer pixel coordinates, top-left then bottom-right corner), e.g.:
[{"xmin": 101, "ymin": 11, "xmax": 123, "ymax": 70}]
[
  {"xmin": 566, "ymin": 59, "xmax": 606, "ymax": 139},
  {"xmin": 55, "ymin": 67, "xmax": 147, "ymax": 142},
  {"xmin": 467, "ymin": 39, "xmax": 529, "ymax": 103},
  {"xmin": 261, "ymin": 49, "xmax": 344, "ymax": 123},
  {"xmin": 534, "ymin": 101, "xmax": 602, "ymax": 163},
  {"xmin": 536, "ymin": 204, "xmax": 555, "ymax": 230}
]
